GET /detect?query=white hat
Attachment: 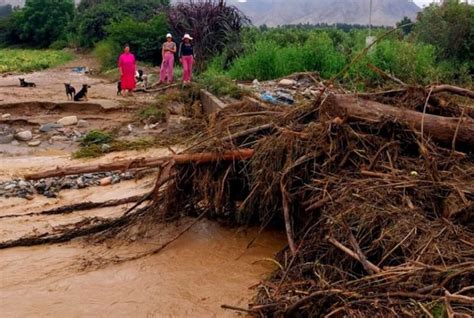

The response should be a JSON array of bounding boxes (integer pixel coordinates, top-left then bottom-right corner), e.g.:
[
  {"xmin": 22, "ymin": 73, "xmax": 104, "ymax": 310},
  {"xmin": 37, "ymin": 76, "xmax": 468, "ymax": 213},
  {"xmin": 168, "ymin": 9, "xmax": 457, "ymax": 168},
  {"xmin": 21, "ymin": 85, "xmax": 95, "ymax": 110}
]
[
  {"xmin": 182, "ymin": 34, "xmax": 193, "ymax": 40},
  {"xmin": 166, "ymin": 33, "xmax": 172, "ymax": 38}
]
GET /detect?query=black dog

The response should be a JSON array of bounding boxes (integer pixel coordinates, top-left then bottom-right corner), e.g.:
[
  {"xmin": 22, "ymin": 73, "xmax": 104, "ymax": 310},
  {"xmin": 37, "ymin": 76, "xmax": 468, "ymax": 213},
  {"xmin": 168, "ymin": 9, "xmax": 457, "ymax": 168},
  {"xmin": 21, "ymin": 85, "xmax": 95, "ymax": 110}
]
[
  {"xmin": 117, "ymin": 81, "xmax": 122, "ymax": 96},
  {"xmin": 64, "ymin": 83, "xmax": 76, "ymax": 100},
  {"xmin": 136, "ymin": 69, "xmax": 144, "ymax": 82},
  {"xmin": 19, "ymin": 78, "xmax": 36, "ymax": 87},
  {"xmin": 74, "ymin": 84, "xmax": 91, "ymax": 102}
]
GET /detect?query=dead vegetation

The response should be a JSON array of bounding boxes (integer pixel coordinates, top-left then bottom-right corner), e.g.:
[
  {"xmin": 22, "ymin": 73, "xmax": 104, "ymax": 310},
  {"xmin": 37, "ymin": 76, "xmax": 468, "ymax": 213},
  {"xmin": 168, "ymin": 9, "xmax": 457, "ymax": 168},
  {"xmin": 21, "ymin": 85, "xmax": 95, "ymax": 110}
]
[
  {"xmin": 151, "ymin": 79, "xmax": 474, "ymax": 317},
  {"xmin": 2, "ymin": 72, "xmax": 473, "ymax": 316}
]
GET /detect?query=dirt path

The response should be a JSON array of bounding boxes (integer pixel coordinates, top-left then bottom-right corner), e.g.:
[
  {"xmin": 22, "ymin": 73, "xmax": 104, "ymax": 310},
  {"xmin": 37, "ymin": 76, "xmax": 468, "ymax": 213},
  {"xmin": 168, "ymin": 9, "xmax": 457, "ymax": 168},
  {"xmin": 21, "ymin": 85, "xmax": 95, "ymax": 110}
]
[
  {"xmin": 0, "ymin": 56, "xmax": 285, "ymax": 317},
  {"xmin": 0, "ymin": 55, "xmax": 156, "ymax": 108}
]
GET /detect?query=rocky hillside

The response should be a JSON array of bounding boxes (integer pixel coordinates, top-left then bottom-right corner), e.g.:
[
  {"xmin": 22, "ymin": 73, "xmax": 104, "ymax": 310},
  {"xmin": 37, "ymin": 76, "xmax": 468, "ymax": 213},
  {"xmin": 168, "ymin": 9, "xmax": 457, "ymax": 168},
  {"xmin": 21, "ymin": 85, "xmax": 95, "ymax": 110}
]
[
  {"xmin": 2, "ymin": 0, "xmax": 421, "ymax": 27},
  {"xmin": 233, "ymin": 0, "xmax": 421, "ymax": 26}
]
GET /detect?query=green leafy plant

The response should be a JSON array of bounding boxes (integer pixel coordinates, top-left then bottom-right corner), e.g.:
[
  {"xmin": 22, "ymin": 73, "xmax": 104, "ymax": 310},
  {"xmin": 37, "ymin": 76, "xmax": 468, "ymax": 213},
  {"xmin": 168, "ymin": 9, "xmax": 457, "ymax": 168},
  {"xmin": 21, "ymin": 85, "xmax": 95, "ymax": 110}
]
[
  {"xmin": 80, "ymin": 130, "xmax": 114, "ymax": 146},
  {"xmin": 138, "ymin": 104, "xmax": 167, "ymax": 123},
  {"xmin": 9, "ymin": 0, "xmax": 75, "ymax": 48},
  {"xmin": 0, "ymin": 49, "xmax": 73, "ymax": 73}
]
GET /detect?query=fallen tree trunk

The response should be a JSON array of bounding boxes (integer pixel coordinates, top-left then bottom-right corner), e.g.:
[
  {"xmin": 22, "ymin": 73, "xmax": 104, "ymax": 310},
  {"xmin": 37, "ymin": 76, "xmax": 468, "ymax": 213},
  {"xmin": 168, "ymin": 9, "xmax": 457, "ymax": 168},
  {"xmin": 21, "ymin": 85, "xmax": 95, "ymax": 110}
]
[
  {"xmin": 25, "ymin": 149, "xmax": 255, "ymax": 180},
  {"xmin": 325, "ymin": 94, "xmax": 474, "ymax": 150}
]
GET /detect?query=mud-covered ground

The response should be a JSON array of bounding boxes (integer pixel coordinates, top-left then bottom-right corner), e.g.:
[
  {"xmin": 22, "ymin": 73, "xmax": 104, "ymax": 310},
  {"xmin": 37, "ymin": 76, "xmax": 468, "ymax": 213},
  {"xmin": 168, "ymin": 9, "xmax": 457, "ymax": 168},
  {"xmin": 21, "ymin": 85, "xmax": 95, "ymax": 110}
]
[{"xmin": 0, "ymin": 56, "xmax": 285, "ymax": 317}]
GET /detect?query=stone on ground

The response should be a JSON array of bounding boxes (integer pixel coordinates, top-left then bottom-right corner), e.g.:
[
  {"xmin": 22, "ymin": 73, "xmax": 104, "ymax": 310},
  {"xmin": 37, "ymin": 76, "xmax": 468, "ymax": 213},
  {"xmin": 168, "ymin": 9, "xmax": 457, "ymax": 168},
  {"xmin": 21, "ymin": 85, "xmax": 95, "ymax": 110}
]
[
  {"xmin": 40, "ymin": 123, "xmax": 64, "ymax": 133},
  {"xmin": 278, "ymin": 79, "xmax": 297, "ymax": 87},
  {"xmin": 14, "ymin": 130, "xmax": 33, "ymax": 141},
  {"xmin": 57, "ymin": 116, "xmax": 78, "ymax": 126}
]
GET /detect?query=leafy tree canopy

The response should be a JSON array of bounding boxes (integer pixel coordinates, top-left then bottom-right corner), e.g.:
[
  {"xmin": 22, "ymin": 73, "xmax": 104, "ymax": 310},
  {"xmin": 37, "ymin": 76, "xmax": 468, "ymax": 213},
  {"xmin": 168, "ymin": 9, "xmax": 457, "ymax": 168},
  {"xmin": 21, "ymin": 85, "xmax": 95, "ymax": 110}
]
[
  {"xmin": 11, "ymin": 0, "xmax": 75, "ymax": 47},
  {"xmin": 415, "ymin": 0, "xmax": 473, "ymax": 64},
  {"xmin": 396, "ymin": 16, "xmax": 413, "ymax": 36},
  {"xmin": 75, "ymin": 0, "xmax": 170, "ymax": 47}
]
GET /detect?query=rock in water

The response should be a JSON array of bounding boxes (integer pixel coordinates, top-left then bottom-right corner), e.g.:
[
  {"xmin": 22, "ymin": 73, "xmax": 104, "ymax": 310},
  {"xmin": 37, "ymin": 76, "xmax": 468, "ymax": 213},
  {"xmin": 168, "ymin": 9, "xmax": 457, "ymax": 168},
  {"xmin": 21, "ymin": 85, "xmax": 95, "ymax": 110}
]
[
  {"xmin": 57, "ymin": 116, "xmax": 78, "ymax": 126},
  {"xmin": 14, "ymin": 130, "xmax": 33, "ymax": 141},
  {"xmin": 40, "ymin": 123, "xmax": 63, "ymax": 133}
]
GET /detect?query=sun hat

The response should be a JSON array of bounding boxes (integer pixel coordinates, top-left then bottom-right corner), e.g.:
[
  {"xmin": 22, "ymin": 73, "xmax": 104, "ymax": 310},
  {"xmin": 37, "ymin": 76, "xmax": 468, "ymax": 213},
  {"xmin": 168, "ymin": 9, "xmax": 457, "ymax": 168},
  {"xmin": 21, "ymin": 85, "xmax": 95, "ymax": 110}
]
[
  {"xmin": 182, "ymin": 34, "xmax": 193, "ymax": 40},
  {"xmin": 166, "ymin": 33, "xmax": 173, "ymax": 38}
]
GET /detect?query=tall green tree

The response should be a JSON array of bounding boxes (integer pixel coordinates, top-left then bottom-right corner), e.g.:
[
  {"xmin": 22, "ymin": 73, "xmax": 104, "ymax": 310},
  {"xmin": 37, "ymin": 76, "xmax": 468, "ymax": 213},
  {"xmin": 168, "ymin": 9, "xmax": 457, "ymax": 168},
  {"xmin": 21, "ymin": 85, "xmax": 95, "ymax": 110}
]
[
  {"xmin": 12, "ymin": 0, "xmax": 75, "ymax": 47},
  {"xmin": 75, "ymin": 0, "xmax": 170, "ymax": 47},
  {"xmin": 396, "ymin": 16, "xmax": 413, "ymax": 36},
  {"xmin": 415, "ymin": 0, "xmax": 473, "ymax": 63}
]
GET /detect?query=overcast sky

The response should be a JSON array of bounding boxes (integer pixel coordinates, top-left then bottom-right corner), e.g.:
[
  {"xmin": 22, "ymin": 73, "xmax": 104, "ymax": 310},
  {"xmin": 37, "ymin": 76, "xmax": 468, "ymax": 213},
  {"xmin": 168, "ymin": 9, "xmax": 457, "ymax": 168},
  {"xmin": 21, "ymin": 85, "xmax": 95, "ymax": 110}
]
[
  {"xmin": 235, "ymin": 1, "xmax": 437, "ymax": 7},
  {"xmin": 413, "ymin": 0, "xmax": 435, "ymax": 6}
]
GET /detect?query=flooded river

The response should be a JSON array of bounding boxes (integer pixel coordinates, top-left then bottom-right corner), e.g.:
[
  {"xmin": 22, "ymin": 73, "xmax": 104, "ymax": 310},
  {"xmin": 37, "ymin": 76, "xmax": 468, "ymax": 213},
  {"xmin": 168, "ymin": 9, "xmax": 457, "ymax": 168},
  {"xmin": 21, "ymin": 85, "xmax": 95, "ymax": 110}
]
[
  {"xmin": 0, "ymin": 220, "xmax": 284, "ymax": 317},
  {"xmin": 0, "ymin": 60, "xmax": 285, "ymax": 317}
]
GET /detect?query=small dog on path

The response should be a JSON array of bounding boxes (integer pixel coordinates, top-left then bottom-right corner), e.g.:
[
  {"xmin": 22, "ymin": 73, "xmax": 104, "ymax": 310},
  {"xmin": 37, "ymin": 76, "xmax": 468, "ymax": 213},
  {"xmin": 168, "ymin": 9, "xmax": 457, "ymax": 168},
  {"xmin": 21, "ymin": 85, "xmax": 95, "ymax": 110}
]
[
  {"xmin": 64, "ymin": 83, "xmax": 76, "ymax": 100},
  {"xmin": 74, "ymin": 84, "xmax": 91, "ymax": 102},
  {"xmin": 19, "ymin": 78, "xmax": 36, "ymax": 87},
  {"xmin": 117, "ymin": 81, "xmax": 122, "ymax": 96}
]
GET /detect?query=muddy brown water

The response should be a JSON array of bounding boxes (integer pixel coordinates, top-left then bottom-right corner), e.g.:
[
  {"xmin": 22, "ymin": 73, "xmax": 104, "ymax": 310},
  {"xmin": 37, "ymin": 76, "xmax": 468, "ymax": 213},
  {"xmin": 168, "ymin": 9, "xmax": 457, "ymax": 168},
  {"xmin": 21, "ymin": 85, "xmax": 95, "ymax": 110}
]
[
  {"xmin": 0, "ymin": 220, "xmax": 284, "ymax": 317},
  {"xmin": 0, "ymin": 57, "xmax": 286, "ymax": 316},
  {"xmin": 0, "ymin": 171, "xmax": 286, "ymax": 317}
]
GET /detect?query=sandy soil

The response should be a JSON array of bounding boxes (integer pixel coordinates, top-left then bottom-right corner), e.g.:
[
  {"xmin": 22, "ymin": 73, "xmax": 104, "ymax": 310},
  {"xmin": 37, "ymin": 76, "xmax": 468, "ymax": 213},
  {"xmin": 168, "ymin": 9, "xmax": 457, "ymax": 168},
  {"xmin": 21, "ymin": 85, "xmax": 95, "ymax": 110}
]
[{"xmin": 0, "ymin": 56, "xmax": 156, "ymax": 108}]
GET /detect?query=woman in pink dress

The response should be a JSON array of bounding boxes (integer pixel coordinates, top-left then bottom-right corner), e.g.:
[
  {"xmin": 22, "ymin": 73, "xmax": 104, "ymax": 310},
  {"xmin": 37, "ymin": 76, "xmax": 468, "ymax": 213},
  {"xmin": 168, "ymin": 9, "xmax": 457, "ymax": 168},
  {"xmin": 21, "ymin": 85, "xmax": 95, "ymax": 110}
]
[
  {"xmin": 159, "ymin": 33, "xmax": 177, "ymax": 84},
  {"xmin": 118, "ymin": 44, "xmax": 136, "ymax": 97}
]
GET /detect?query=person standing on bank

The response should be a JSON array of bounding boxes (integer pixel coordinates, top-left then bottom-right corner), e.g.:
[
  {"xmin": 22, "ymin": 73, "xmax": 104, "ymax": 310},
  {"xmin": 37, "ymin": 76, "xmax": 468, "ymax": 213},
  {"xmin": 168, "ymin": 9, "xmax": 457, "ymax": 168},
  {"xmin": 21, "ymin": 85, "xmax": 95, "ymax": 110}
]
[
  {"xmin": 118, "ymin": 44, "xmax": 136, "ymax": 97},
  {"xmin": 160, "ymin": 33, "xmax": 177, "ymax": 84},
  {"xmin": 179, "ymin": 34, "xmax": 194, "ymax": 84}
]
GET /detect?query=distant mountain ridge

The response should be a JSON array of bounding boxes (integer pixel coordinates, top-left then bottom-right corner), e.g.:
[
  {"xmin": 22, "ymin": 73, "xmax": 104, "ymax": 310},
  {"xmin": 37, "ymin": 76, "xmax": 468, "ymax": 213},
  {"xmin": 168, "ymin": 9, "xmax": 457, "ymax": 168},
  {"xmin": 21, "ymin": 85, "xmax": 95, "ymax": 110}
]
[
  {"xmin": 233, "ymin": 0, "xmax": 421, "ymax": 27},
  {"xmin": 1, "ymin": 0, "xmax": 422, "ymax": 27}
]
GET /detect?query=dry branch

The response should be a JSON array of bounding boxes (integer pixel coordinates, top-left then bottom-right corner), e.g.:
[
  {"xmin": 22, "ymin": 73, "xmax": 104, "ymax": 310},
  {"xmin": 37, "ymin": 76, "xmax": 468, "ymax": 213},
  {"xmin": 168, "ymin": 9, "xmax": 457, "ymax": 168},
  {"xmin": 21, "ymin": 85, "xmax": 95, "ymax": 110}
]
[
  {"xmin": 24, "ymin": 149, "xmax": 255, "ymax": 180},
  {"xmin": 367, "ymin": 63, "xmax": 407, "ymax": 86},
  {"xmin": 430, "ymin": 85, "xmax": 474, "ymax": 99}
]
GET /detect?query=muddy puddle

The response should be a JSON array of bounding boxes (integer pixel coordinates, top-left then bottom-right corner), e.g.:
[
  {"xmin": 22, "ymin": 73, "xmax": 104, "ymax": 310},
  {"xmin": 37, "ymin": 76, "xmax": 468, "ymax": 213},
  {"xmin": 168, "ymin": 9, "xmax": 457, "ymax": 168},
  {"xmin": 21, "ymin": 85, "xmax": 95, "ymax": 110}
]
[{"xmin": 0, "ymin": 220, "xmax": 285, "ymax": 317}]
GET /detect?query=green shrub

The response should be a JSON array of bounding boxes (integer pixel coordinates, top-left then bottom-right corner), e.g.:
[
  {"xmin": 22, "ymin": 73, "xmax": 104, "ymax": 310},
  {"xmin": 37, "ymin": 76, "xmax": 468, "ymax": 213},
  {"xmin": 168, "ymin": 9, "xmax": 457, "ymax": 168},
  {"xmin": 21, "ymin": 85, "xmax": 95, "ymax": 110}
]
[
  {"xmin": 349, "ymin": 40, "xmax": 437, "ymax": 86},
  {"xmin": 9, "ymin": 0, "xmax": 75, "ymax": 48},
  {"xmin": 0, "ymin": 49, "xmax": 73, "ymax": 73},
  {"xmin": 49, "ymin": 40, "xmax": 68, "ymax": 50},
  {"xmin": 138, "ymin": 104, "xmax": 167, "ymax": 122},
  {"xmin": 228, "ymin": 40, "xmax": 279, "ymax": 80},
  {"xmin": 93, "ymin": 40, "xmax": 121, "ymax": 70},
  {"xmin": 302, "ymin": 32, "xmax": 346, "ymax": 78},
  {"xmin": 106, "ymin": 15, "xmax": 168, "ymax": 65},
  {"xmin": 197, "ymin": 69, "xmax": 244, "ymax": 98},
  {"xmin": 228, "ymin": 32, "xmax": 345, "ymax": 81},
  {"xmin": 80, "ymin": 130, "xmax": 114, "ymax": 146}
]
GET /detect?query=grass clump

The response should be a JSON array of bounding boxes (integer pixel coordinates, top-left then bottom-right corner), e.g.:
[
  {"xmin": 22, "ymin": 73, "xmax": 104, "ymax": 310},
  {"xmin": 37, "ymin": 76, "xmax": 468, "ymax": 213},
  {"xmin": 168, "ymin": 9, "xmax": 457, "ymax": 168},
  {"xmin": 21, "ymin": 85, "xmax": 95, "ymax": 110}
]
[
  {"xmin": 73, "ymin": 130, "xmax": 115, "ymax": 159},
  {"xmin": 138, "ymin": 104, "xmax": 168, "ymax": 123},
  {"xmin": 73, "ymin": 136, "xmax": 156, "ymax": 159},
  {"xmin": 0, "ymin": 49, "xmax": 73, "ymax": 73},
  {"xmin": 197, "ymin": 69, "xmax": 245, "ymax": 99},
  {"xmin": 80, "ymin": 130, "xmax": 114, "ymax": 146}
]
